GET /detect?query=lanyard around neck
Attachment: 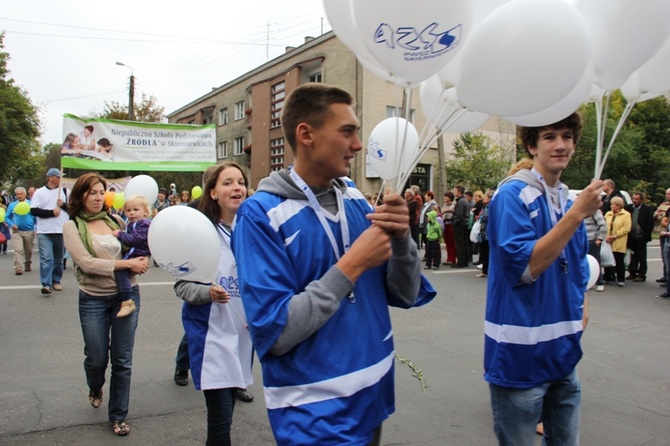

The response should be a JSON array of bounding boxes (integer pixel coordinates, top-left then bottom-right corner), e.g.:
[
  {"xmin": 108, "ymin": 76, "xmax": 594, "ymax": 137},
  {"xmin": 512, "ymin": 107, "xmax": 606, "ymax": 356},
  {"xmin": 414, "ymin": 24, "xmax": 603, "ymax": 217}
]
[
  {"xmin": 531, "ymin": 168, "xmax": 569, "ymax": 270},
  {"xmin": 288, "ymin": 166, "xmax": 350, "ymax": 260}
]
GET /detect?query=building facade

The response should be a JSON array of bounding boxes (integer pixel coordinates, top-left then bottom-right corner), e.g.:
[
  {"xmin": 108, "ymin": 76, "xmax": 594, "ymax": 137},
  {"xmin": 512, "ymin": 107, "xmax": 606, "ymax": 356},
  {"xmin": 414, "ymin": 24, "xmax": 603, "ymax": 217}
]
[{"xmin": 167, "ymin": 31, "xmax": 515, "ymax": 195}]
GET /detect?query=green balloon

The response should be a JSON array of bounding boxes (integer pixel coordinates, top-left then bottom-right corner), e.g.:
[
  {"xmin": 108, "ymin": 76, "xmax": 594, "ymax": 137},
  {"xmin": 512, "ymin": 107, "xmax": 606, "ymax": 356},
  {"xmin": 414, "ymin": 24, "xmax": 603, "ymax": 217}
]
[{"xmin": 14, "ymin": 201, "xmax": 30, "ymax": 216}]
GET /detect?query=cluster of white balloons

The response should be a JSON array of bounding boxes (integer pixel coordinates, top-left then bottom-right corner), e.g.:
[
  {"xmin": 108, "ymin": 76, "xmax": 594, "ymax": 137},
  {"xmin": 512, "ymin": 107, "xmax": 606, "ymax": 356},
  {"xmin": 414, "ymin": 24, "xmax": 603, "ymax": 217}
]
[{"xmin": 325, "ymin": 0, "xmax": 670, "ymax": 184}]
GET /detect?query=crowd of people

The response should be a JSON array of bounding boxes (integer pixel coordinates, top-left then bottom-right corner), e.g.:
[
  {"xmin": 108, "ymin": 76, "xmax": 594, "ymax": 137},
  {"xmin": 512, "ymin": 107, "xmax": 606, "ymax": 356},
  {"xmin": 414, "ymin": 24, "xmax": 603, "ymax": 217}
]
[{"xmin": 2, "ymin": 83, "xmax": 670, "ymax": 445}]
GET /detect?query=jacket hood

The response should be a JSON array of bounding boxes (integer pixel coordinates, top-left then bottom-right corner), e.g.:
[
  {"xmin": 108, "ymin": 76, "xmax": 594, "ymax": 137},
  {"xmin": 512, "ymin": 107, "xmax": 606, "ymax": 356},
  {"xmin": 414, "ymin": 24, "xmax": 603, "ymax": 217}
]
[
  {"xmin": 427, "ymin": 210, "xmax": 438, "ymax": 221},
  {"xmin": 497, "ymin": 168, "xmax": 570, "ymax": 202},
  {"xmin": 256, "ymin": 169, "xmax": 348, "ymax": 199}
]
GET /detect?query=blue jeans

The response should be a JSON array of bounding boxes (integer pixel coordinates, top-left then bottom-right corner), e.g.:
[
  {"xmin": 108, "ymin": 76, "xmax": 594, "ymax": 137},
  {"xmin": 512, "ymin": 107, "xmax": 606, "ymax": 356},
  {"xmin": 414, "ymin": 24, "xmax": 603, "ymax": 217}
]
[
  {"xmin": 175, "ymin": 333, "xmax": 190, "ymax": 372},
  {"xmin": 37, "ymin": 233, "xmax": 64, "ymax": 287},
  {"xmin": 203, "ymin": 387, "xmax": 236, "ymax": 446},
  {"xmin": 79, "ymin": 286, "xmax": 140, "ymax": 422},
  {"xmin": 490, "ymin": 369, "xmax": 581, "ymax": 446}
]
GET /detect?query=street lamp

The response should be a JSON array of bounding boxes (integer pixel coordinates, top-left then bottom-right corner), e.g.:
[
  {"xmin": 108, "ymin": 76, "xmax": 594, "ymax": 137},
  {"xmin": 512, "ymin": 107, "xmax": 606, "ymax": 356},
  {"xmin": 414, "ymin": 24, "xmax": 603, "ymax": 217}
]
[{"xmin": 116, "ymin": 61, "xmax": 135, "ymax": 121}]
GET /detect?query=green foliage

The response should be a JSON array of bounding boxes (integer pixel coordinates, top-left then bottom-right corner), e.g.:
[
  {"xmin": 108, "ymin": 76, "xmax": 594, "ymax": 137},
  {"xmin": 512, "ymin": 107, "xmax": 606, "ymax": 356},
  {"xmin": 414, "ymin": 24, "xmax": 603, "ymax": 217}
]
[
  {"xmin": 0, "ymin": 32, "xmax": 41, "ymax": 183},
  {"xmin": 445, "ymin": 132, "xmax": 515, "ymax": 191},
  {"xmin": 561, "ymin": 92, "xmax": 670, "ymax": 205},
  {"xmin": 100, "ymin": 93, "xmax": 166, "ymax": 122}
]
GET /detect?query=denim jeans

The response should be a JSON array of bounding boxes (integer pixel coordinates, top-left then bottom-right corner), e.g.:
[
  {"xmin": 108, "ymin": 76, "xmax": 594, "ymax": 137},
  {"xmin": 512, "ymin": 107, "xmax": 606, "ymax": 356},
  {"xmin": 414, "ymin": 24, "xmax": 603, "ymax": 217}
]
[
  {"xmin": 203, "ymin": 387, "xmax": 236, "ymax": 446},
  {"xmin": 79, "ymin": 286, "xmax": 140, "ymax": 422},
  {"xmin": 37, "ymin": 233, "xmax": 64, "ymax": 287},
  {"xmin": 175, "ymin": 333, "xmax": 190, "ymax": 372},
  {"xmin": 489, "ymin": 369, "xmax": 581, "ymax": 446}
]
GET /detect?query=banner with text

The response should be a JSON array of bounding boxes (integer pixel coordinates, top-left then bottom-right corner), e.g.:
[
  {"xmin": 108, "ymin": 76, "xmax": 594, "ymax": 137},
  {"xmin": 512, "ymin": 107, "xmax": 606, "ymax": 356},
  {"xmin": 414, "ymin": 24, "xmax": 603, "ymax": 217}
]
[{"xmin": 61, "ymin": 114, "xmax": 216, "ymax": 172}]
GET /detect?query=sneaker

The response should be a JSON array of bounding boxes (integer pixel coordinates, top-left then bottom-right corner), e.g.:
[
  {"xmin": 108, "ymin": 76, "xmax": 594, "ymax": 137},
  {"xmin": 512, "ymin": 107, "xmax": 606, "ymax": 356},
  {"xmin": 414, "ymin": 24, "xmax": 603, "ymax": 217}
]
[
  {"xmin": 657, "ymin": 292, "xmax": 670, "ymax": 299},
  {"xmin": 24, "ymin": 264, "xmax": 31, "ymax": 272},
  {"xmin": 41, "ymin": 286, "xmax": 53, "ymax": 295},
  {"xmin": 15, "ymin": 269, "xmax": 23, "ymax": 276},
  {"xmin": 477, "ymin": 264, "xmax": 483, "ymax": 270},
  {"xmin": 633, "ymin": 276, "xmax": 645, "ymax": 282},
  {"xmin": 596, "ymin": 285, "xmax": 604, "ymax": 292},
  {"xmin": 53, "ymin": 283, "xmax": 63, "ymax": 291},
  {"xmin": 432, "ymin": 266, "xmax": 439, "ymax": 270},
  {"xmin": 618, "ymin": 282, "xmax": 625, "ymax": 287},
  {"xmin": 626, "ymin": 274, "xmax": 636, "ymax": 281},
  {"xmin": 656, "ymin": 278, "xmax": 667, "ymax": 283}
]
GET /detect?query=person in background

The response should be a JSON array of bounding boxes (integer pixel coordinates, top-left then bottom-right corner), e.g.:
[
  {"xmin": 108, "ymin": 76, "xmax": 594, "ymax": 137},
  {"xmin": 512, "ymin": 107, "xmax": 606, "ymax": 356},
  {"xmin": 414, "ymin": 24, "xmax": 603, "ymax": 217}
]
[
  {"xmin": 585, "ymin": 205, "xmax": 607, "ymax": 292},
  {"xmin": 654, "ymin": 187, "xmax": 670, "ymax": 284},
  {"xmin": 441, "ymin": 191, "xmax": 457, "ymax": 266},
  {"xmin": 175, "ymin": 162, "xmax": 254, "ymax": 446},
  {"xmin": 418, "ymin": 191, "xmax": 437, "ymax": 250},
  {"xmin": 601, "ymin": 178, "xmax": 623, "ymax": 215},
  {"xmin": 624, "ymin": 192, "xmax": 654, "ymax": 282},
  {"xmin": 657, "ymin": 206, "xmax": 670, "ymax": 299},
  {"xmin": 475, "ymin": 189, "xmax": 494, "ymax": 278},
  {"xmin": 485, "ymin": 112, "xmax": 603, "ymax": 445},
  {"xmin": 63, "ymin": 173, "xmax": 149, "ymax": 437},
  {"xmin": 5, "ymin": 186, "xmax": 36, "ymax": 274},
  {"xmin": 30, "ymin": 168, "xmax": 70, "ymax": 295},
  {"xmin": 152, "ymin": 189, "xmax": 170, "ymax": 217},
  {"xmin": 452, "ymin": 185, "xmax": 470, "ymax": 268},
  {"xmin": 405, "ymin": 188, "xmax": 420, "ymax": 248},
  {"xmin": 604, "ymin": 196, "xmax": 632, "ymax": 287},
  {"xmin": 424, "ymin": 206, "xmax": 443, "ymax": 270},
  {"xmin": 27, "ymin": 186, "xmax": 36, "ymax": 200},
  {"xmin": 179, "ymin": 190, "xmax": 192, "ymax": 205},
  {"xmin": 232, "ymin": 83, "xmax": 434, "ymax": 445}
]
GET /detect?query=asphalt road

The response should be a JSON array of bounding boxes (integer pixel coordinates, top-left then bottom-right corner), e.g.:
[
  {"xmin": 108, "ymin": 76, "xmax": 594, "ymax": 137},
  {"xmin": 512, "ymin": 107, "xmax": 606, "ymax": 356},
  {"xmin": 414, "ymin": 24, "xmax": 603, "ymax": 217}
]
[{"xmin": 0, "ymin": 243, "xmax": 669, "ymax": 445}]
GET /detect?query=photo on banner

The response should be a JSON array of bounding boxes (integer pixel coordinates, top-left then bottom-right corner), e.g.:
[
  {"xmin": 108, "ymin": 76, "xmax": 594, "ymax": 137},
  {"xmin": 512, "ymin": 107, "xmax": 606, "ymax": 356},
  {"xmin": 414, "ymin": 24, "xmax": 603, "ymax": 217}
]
[{"xmin": 60, "ymin": 115, "xmax": 216, "ymax": 172}]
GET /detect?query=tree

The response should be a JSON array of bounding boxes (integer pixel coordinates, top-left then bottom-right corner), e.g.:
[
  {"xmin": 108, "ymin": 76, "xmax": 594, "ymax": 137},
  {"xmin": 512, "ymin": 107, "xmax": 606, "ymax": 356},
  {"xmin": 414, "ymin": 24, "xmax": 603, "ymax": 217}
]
[
  {"xmin": 445, "ymin": 132, "xmax": 516, "ymax": 191},
  {"xmin": 561, "ymin": 92, "xmax": 670, "ymax": 205},
  {"xmin": 0, "ymin": 32, "xmax": 41, "ymax": 183},
  {"xmin": 100, "ymin": 93, "xmax": 166, "ymax": 122}
]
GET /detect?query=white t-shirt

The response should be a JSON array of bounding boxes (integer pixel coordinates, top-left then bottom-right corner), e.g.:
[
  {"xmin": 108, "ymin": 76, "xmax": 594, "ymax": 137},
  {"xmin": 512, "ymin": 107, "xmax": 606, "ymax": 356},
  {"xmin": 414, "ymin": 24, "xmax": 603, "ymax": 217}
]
[{"xmin": 31, "ymin": 186, "xmax": 70, "ymax": 234}]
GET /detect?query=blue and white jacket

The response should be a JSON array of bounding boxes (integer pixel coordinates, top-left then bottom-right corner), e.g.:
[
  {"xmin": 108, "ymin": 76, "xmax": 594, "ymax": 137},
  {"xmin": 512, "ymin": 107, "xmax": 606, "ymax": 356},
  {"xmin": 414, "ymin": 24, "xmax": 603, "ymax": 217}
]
[
  {"xmin": 484, "ymin": 169, "xmax": 588, "ymax": 389},
  {"xmin": 232, "ymin": 170, "xmax": 435, "ymax": 445}
]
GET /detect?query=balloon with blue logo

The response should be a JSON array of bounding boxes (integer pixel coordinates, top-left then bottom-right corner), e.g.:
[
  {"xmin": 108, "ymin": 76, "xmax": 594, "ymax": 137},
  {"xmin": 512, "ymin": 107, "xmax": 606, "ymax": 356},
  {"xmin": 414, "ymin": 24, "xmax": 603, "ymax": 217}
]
[
  {"xmin": 148, "ymin": 206, "xmax": 220, "ymax": 283},
  {"xmin": 349, "ymin": 0, "xmax": 471, "ymax": 86},
  {"xmin": 367, "ymin": 117, "xmax": 419, "ymax": 181}
]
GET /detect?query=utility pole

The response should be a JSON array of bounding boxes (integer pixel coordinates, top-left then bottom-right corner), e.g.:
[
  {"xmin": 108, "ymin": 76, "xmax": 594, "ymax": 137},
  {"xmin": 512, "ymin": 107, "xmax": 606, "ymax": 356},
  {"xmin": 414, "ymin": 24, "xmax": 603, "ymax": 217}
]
[
  {"xmin": 437, "ymin": 134, "xmax": 447, "ymax": 199},
  {"xmin": 116, "ymin": 61, "xmax": 135, "ymax": 121}
]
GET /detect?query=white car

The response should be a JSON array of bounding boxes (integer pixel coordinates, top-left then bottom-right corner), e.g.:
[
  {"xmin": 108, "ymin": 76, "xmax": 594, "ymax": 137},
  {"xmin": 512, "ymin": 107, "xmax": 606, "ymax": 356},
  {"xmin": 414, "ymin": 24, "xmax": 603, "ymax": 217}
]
[{"xmin": 569, "ymin": 188, "xmax": 632, "ymax": 206}]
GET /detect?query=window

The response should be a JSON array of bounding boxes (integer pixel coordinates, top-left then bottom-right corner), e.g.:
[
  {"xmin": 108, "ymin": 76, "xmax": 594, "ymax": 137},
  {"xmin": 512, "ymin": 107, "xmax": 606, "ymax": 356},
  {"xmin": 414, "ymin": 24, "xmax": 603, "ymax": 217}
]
[
  {"xmin": 271, "ymin": 81, "xmax": 286, "ymax": 128},
  {"xmin": 308, "ymin": 72, "xmax": 322, "ymax": 83},
  {"xmin": 234, "ymin": 101, "xmax": 245, "ymax": 120},
  {"xmin": 270, "ymin": 137, "xmax": 285, "ymax": 171},
  {"xmin": 218, "ymin": 141, "xmax": 228, "ymax": 159},
  {"xmin": 234, "ymin": 136, "xmax": 245, "ymax": 155},
  {"xmin": 385, "ymin": 106, "xmax": 416, "ymax": 123},
  {"xmin": 219, "ymin": 107, "xmax": 228, "ymax": 125}
]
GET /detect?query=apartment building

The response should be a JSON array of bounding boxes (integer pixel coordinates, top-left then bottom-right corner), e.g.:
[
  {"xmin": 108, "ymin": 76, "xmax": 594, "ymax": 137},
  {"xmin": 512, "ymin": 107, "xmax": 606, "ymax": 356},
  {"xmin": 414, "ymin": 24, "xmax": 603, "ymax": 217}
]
[{"xmin": 167, "ymin": 31, "xmax": 515, "ymax": 195}]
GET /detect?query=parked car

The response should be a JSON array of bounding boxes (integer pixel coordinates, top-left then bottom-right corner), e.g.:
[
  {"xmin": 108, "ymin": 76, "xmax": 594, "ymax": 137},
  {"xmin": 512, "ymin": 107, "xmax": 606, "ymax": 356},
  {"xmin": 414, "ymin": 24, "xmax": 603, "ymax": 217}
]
[{"xmin": 568, "ymin": 189, "xmax": 632, "ymax": 206}]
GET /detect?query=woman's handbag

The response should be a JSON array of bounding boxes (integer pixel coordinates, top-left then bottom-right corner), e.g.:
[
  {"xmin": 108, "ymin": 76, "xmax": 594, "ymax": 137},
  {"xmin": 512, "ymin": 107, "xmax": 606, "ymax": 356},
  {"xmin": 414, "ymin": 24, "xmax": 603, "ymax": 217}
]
[
  {"xmin": 469, "ymin": 219, "xmax": 482, "ymax": 243},
  {"xmin": 600, "ymin": 241, "xmax": 616, "ymax": 268}
]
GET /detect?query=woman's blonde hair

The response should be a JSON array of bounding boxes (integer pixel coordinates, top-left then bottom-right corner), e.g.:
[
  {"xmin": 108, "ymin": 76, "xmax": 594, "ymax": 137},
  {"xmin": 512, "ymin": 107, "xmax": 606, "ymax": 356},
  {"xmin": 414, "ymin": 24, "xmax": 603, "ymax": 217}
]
[{"xmin": 610, "ymin": 196, "xmax": 625, "ymax": 207}]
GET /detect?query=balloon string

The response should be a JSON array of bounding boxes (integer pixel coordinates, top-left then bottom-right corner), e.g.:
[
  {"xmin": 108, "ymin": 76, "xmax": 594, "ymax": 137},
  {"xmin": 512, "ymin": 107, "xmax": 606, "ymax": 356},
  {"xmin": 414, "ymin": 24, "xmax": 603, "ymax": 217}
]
[
  {"xmin": 392, "ymin": 87, "xmax": 414, "ymax": 192},
  {"xmin": 228, "ymin": 302, "xmax": 248, "ymax": 330},
  {"xmin": 596, "ymin": 99, "xmax": 637, "ymax": 179}
]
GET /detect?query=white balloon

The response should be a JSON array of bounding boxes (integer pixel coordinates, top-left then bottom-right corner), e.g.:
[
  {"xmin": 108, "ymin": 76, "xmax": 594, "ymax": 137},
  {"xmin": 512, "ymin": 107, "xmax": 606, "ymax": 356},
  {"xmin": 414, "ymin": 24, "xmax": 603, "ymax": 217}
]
[
  {"xmin": 124, "ymin": 175, "xmax": 159, "ymax": 205},
  {"xmin": 504, "ymin": 63, "xmax": 594, "ymax": 126},
  {"xmin": 577, "ymin": 0, "xmax": 670, "ymax": 91},
  {"xmin": 586, "ymin": 254, "xmax": 600, "ymax": 290},
  {"xmin": 351, "ymin": 0, "xmax": 470, "ymax": 85},
  {"xmin": 457, "ymin": 0, "xmax": 591, "ymax": 117},
  {"xmin": 148, "ymin": 206, "xmax": 220, "ymax": 283},
  {"xmin": 619, "ymin": 72, "xmax": 663, "ymax": 104},
  {"xmin": 637, "ymin": 35, "xmax": 670, "ymax": 94},
  {"xmin": 367, "ymin": 118, "xmax": 419, "ymax": 181}
]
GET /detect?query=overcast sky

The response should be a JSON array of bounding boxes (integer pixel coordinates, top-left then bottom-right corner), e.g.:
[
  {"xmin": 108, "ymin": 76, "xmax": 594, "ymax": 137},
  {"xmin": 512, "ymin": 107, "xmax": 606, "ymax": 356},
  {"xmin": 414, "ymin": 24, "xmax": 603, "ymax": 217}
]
[{"xmin": 0, "ymin": 0, "xmax": 331, "ymax": 145}]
